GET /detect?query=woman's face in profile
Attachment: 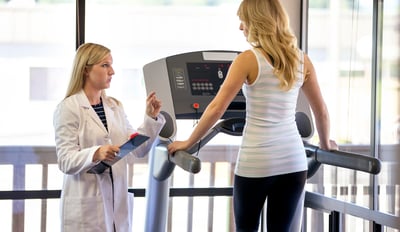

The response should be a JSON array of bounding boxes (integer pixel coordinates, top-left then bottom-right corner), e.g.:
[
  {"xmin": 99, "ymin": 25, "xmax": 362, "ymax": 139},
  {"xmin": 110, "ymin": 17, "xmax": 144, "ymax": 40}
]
[
  {"xmin": 85, "ymin": 54, "xmax": 115, "ymax": 91},
  {"xmin": 239, "ymin": 21, "xmax": 249, "ymax": 40}
]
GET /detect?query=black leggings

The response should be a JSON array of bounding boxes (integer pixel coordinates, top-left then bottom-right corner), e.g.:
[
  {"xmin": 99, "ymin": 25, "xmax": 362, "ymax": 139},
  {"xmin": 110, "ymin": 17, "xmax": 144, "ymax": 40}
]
[{"xmin": 233, "ymin": 171, "xmax": 307, "ymax": 232}]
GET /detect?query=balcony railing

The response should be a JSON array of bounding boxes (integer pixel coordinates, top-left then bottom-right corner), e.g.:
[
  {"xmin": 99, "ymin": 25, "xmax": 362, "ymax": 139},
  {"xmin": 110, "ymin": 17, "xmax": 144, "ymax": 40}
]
[{"xmin": 0, "ymin": 145, "xmax": 399, "ymax": 231}]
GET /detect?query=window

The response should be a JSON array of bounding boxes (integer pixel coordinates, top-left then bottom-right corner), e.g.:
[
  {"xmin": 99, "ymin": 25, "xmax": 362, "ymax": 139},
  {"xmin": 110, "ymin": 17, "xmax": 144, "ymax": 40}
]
[
  {"xmin": 0, "ymin": 0, "xmax": 76, "ymax": 146},
  {"xmin": 307, "ymin": 1, "xmax": 399, "ymax": 231}
]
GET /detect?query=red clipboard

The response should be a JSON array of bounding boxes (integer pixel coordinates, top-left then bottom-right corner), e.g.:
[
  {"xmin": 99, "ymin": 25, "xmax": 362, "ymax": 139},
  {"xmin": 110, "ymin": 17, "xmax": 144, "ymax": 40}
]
[{"xmin": 87, "ymin": 133, "xmax": 150, "ymax": 174}]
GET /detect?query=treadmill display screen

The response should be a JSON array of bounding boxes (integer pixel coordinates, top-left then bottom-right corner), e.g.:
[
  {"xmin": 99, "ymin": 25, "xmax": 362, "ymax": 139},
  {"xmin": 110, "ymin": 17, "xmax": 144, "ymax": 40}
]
[{"xmin": 187, "ymin": 62, "xmax": 238, "ymax": 96}]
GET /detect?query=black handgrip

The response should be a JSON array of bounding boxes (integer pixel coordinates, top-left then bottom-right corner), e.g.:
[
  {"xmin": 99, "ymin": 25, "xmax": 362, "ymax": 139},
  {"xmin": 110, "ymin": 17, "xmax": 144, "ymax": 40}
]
[
  {"xmin": 170, "ymin": 150, "xmax": 201, "ymax": 174},
  {"xmin": 316, "ymin": 149, "xmax": 381, "ymax": 175},
  {"xmin": 304, "ymin": 142, "xmax": 381, "ymax": 175}
]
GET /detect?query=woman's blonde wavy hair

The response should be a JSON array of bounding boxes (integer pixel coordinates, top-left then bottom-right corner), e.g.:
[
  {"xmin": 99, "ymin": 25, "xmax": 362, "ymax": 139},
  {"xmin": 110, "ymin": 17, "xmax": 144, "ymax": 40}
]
[
  {"xmin": 237, "ymin": 0, "xmax": 300, "ymax": 91},
  {"xmin": 65, "ymin": 43, "xmax": 111, "ymax": 99}
]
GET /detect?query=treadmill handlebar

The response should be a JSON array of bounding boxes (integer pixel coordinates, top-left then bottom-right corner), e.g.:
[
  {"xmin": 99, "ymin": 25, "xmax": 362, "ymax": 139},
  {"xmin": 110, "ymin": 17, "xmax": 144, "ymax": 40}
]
[
  {"xmin": 304, "ymin": 142, "xmax": 381, "ymax": 175},
  {"xmin": 169, "ymin": 150, "xmax": 201, "ymax": 174}
]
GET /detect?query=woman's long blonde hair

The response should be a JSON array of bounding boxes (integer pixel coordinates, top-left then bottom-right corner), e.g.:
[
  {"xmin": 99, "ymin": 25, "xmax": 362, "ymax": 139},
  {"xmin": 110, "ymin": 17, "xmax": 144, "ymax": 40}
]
[
  {"xmin": 238, "ymin": 0, "xmax": 300, "ymax": 91},
  {"xmin": 65, "ymin": 43, "xmax": 111, "ymax": 98}
]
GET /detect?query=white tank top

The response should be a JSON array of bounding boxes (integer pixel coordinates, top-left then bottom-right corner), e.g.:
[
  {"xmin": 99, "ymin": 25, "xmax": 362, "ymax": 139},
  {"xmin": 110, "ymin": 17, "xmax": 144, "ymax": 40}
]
[{"xmin": 235, "ymin": 48, "xmax": 308, "ymax": 178}]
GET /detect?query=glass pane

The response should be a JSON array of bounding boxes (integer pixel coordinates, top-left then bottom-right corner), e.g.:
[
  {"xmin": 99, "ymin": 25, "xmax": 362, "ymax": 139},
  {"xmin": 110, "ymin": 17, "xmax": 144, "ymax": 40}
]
[
  {"xmin": 308, "ymin": 0, "xmax": 400, "ymax": 223},
  {"xmin": 307, "ymin": 0, "xmax": 374, "ymax": 209},
  {"xmin": 0, "ymin": 165, "xmax": 13, "ymax": 190},
  {"xmin": 84, "ymin": 0, "xmax": 246, "ymax": 137},
  {"xmin": 25, "ymin": 164, "xmax": 42, "ymax": 190},
  {"xmin": 0, "ymin": 200, "xmax": 12, "ymax": 231},
  {"xmin": 379, "ymin": 0, "xmax": 400, "ymax": 217},
  {"xmin": 0, "ymin": 0, "xmax": 76, "ymax": 146}
]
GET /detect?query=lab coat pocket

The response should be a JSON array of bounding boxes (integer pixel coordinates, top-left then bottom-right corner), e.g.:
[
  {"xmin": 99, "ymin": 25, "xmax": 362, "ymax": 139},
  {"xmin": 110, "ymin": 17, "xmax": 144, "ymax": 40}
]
[{"xmin": 63, "ymin": 196, "xmax": 106, "ymax": 231}]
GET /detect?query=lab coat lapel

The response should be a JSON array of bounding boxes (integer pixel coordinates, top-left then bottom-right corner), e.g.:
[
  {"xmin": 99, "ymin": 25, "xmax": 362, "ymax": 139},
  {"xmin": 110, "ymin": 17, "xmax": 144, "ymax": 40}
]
[{"xmin": 76, "ymin": 90, "xmax": 109, "ymax": 134}]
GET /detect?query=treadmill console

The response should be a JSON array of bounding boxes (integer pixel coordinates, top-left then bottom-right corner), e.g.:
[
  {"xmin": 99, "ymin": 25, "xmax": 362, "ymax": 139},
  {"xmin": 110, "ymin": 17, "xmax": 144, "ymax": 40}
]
[{"xmin": 143, "ymin": 51, "xmax": 245, "ymax": 138}]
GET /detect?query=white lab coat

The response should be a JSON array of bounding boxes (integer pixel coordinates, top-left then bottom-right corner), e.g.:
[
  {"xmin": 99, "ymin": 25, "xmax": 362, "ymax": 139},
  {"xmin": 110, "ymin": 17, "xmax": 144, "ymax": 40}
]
[{"xmin": 53, "ymin": 90, "xmax": 165, "ymax": 232}]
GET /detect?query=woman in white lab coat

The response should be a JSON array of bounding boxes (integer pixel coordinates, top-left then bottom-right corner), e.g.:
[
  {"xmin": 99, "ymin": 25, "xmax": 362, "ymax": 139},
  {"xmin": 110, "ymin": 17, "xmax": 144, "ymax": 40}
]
[{"xmin": 53, "ymin": 43, "xmax": 165, "ymax": 232}]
